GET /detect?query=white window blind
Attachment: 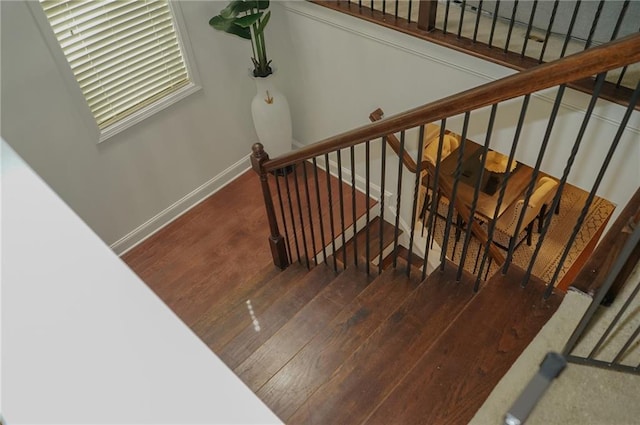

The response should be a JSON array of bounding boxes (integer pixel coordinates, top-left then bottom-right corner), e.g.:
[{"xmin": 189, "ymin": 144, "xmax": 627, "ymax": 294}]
[{"xmin": 39, "ymin": 0, "xmax": 191, "ymax": 130}]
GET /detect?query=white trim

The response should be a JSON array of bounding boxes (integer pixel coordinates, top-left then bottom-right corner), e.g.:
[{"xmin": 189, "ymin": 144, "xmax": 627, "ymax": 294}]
[
  {"xmin": 282, "ymin": 2, "xmax": 640, "ymax": 135},
  {"xmin": 291, "ymin": 139, "xmax": 394, "ymax": 205},
  {"xmin": 27, "ymin": 1, "xmax": 203, "ymax": 144},
  {"xmin": 111, "ymin": 155, "xmax": 251, "ymax": 256}
]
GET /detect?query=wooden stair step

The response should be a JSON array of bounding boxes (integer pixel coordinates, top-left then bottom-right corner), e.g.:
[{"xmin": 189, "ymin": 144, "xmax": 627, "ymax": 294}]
[
  {"xmin": 190, "ymin": 263, "xmax": 280, "ymax": 338},
  {"xmin": 218, "ymin": 263, "xmax": 339, "ymax": 369},
  {"xmin": 192, "ymin": 262, "xmax": 308, "ymax": 352},
  {"xmin": 381, "ymin": 245, "xmax": 428, "ymax": 270},
  {"xmin": 366, "ymin": 264, "xmax": 564, "ymax": 425},
  {"xmin": 334, "ymin": 216, "xmax": 399, "ymax": 268},
  {"xmin": 256, "ymin": 266, "xmax": 421, "ymax": 421},
  {"xmin": 235, "ymin": 263, "xmax": 376, "ymax": 391},
  {"xmin": 288, "ymin": 260, "xmax": 477, "ymax": 425}
]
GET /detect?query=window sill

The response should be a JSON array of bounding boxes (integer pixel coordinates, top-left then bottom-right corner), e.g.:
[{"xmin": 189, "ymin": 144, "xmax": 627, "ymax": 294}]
[{"xmin": 98, "ymin": 82, "xmax": 202, "ymax": 144}]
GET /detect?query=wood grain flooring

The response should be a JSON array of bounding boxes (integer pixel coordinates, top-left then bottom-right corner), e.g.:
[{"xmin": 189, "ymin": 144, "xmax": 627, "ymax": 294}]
[{"xmin": 123, "ymin": 167, "xmax": 564, "ymax": 425}]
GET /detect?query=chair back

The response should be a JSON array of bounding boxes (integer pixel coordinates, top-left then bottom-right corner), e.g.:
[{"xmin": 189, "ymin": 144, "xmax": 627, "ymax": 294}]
[
  {"xmin": 424, "ymin": 134, "xmax": 460, "ymax": 164},
  {"xmin": 497, "ymin": 177, "xmax": 558, "ymax": 236}
]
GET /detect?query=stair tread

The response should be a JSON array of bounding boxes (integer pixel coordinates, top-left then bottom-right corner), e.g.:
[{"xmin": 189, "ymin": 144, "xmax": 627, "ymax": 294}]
[
  {"xmin": 335, "ymin": 216, "xmax": 399, "ymax": 267},
  {"xmin": 191, "ymin": 263, "xmax": 282, "ymax": 338},
  {"xmin": 257, "ymin": 266, "xmax": 421, "ymax": 421},
  {"xmin": 382, "ymin": 245, "xmax": 427, "ymax": 270},
  {"xmin": 192, "ymin": 262, "xmax": 308, "ymax": 352},
  {"xmin": 235, "ymin": 263, "xmax": 375, "ymax": 391},
  {"xmin": 366, "ymin": 264, "xmax": 564, "ymax": 425},
  {"xmin": 218, "ymin": 263, "xmax": 338, "ymax": 369},
  {"xmin": 289, "ymin": 260, "xmax": 477, "ymax": 424}
]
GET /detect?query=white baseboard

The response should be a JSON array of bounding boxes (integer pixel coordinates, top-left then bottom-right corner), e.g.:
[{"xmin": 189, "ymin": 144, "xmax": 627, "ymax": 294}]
[
  {"xmin": 111, "ymin": 155, "xmax": 251, "ymax": 256},
  {"xmin": 292, "ymin": 139, "xmax": 394, "ymax": 205}
]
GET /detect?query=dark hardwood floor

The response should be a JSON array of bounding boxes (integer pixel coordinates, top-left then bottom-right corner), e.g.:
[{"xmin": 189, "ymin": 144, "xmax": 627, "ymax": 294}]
[{"xmin": 123, "ymin": 167, "xmax": 563, "ymax": 424}]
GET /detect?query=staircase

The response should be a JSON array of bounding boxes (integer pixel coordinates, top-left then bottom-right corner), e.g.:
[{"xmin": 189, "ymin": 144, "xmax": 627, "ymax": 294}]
[{"xmin": 194, "ymin": 219, "xmax": 563, "ymax": 424}]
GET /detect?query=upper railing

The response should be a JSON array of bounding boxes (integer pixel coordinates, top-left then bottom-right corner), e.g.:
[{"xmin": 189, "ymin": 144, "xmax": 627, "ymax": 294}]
[
  {"xmin": 263, "ymin": 34, "xmax": 640, "ymax": 172},
  {"xmin": 252, "ymin": 33, "xmax": 640, "ymax": 296},
  {"xmin": 313, "ymin": 0, "xmax": 639, "ymax": 108}
]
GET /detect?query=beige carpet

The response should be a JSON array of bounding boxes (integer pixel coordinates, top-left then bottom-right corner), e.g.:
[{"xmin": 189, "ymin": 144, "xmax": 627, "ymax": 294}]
[
  {"xmin": 471, "ymin": 262, "xmax": 640, "ymax": 425},
  {"xmin": 421, "ymin": 183, "xmax": 615, "ymax": 286}
]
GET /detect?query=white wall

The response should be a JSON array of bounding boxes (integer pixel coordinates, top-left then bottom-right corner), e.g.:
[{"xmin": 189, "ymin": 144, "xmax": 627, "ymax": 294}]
[
  {"xmin": 1, "ymin": 1, "xmax": 285, "ymax": 252},
  {"xmin": 2, "ymin": 1, "xmax": 638, "ymax": 252},
  {"xmin": 270, "ymin": 2, "xmax": 640, "ymax": 224}
]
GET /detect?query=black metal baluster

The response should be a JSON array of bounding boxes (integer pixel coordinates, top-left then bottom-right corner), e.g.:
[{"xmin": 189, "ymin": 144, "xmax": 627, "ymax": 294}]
[
  {"xmin": 408, "ymin": 125, "xmax": 426, "ymax": 278},
  {"xmin": 382, "ymin": 0, "xmax": 386, "ymax": 15},
  {"xmin": 359, "ymin": 0, "xmax": 362, "ymax": 9},
  {"xmin": 337, "ymin": 150, "xmax": 347, "ymax": 267},
  {"xmin": 274, "ymin": 173, "xmax": 293, "ymax": 264},
  {"xmin": 520, "ymin": 0, "xmax": 538, "ymax": 58},
  {"xmin": 590, "ymin": 279, "xmax": 640, "ymax": 360},
  {"xmin": 475, "ymin": 95, "xmax": 530, "ymax": 289},
  {"xmin": 563, "ymin": 224, "xmax": 640, "ymax": 360},
  {"xmin": 610, "ymin": 0, "xmax": 630, "ymax": 41},
  {"xmin": 423, "ymin": 120, "xmax": 447, "ymax": 280},
  {"xmin": 473, "ymin": 0, "xmax": 482, "ymax": 43},
  {"xmin": 458, "ymin": 105, "xmax": 498, "ymax": 284},
  {"xmin": 457, "ymin": 0, "xmax": 466, "ymax": 39},
  {"xmin": 371, "ymin": 0, "xmax": 374, "ymax": 12},
  {"xmin": 612, "ymin": 315, "xmax": 640, "ymax": 366},
  {"xmin": 350, "ymin": 146, "xmax": 359, "ymax": 268},
  {"xmin": 523, "ymin": 73, "xmax": 607, "ymax": 287},
  {"xmin": 544, "ymin": 79, "xmax": 640, "ymax": 298},
  {"xmin": 585, "ymin": 0, "xmax": 605, "ymax": 50},
  {"xmin": 394, "ymin": 0, "xmax": 399, "ymax": 18},
  {"xmin": 488, "ymin": 0, "xmax": 500, "ymax": 48},
  {"xmin": 441, "ymin": 113, "xmax": 470, "ymax": 270},
  {"xmin": 615, "ymin": 66, "xmax": 629, "ymax": 89},
  {"xmin": 407, "ymin": 0, "xmax": 413, "ymax": 23},
  {"xmin": 325, "ymin": 153, "xmax": 338, "ymax": 271},
  {"xmin": 302, "ymin": 161, "xmax": 318, "ymax": 266},
  {"xmin": 379, "ymin": 138, "xmax": 387, "ymax": 274},
  {"xmin": 312, "ymin": 157, "xmax": 328, "ymax": 265},
  {"xmin": 539, "ymin": 0, "xmax": 559, "ymax": 63},
  {"xmin": 393, "ymin": 131, "xmax": 406, "ymax": 268},
  {"xmin": 365, "ymin": 141, "xmax": 371, "ymax": 275},
  {"xmin": 472, "ymin": 0, "xmax": 483, "ymax": 43},
  {"xmin": 443, "ymin": 0, "xmax": 451, "ymax": 34},
  {"xmin": 293, "ymin": 164, "xmax": 310, "ymax": 269},
  {"xmin": 504, "ymin": 0, "xmax": 519, "ymax": 53},
  {"xmin": 284, "ymin": 171, "xmax": 302, "ymax": 264},
  {"xmin": 560, "ymin": 1, "xmax": 581, "ymax": 58},
  {"xmin": 503, "ymin": 85, "xmax": 566, "ymax": 274}
]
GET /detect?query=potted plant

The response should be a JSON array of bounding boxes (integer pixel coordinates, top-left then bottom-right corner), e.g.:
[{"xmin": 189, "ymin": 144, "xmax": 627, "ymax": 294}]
[
  {"xmin": 209, "ymin": 0, "xmax": 292, "ymax": 158},
  {"xmin": 209, "ymin": 0, "xmax": 272, "ymax": 77}
]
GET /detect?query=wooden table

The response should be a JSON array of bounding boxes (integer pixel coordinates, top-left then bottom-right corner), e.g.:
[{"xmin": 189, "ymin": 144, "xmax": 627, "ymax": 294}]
[{"xmin": 437, "ymin": 140, "xmax": 534, "ymax": 221}]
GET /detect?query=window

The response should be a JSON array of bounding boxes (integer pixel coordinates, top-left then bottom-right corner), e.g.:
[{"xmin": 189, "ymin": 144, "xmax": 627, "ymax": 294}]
[{"xmin": 35, "ymin": 0, "xmax": 200, "ymax": 141}]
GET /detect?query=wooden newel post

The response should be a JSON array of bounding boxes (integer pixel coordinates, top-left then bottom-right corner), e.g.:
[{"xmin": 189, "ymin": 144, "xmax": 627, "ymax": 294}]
[{"xmin": 251, "ymin": 143, "xmax": 289, "ymax": 270}]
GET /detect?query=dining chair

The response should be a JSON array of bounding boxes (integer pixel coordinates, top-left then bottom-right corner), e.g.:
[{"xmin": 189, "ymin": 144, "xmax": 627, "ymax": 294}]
[
  {"xmin": 420, "ymin": 133, "xmax": 460, "ymax": 231},
  {"xmin": 494, "ymin": 176, "xmax": 559, "ymax": 250}
]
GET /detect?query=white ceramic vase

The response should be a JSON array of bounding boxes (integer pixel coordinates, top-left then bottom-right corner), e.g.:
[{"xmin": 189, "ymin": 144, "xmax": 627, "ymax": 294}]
[{"xmin": 251, "ymin": 72, "xmax": 292, "ymax": 158}]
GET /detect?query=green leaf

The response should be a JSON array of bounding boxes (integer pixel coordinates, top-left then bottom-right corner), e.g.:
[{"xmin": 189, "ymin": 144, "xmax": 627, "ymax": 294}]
[
  {"xmin": 235, "ymin": 12, "xmax": 263, "ymax": 28},
  {"xmin": 255, "ymin": 10, "xmax": 270, "ymax": 35},
  {"xmin": 209, "ymin": 15, "xmax": 251, "ymax": 39},
  {"xmin": 219, "ymin": 0, "xmax": 244, "ymax": 18}
]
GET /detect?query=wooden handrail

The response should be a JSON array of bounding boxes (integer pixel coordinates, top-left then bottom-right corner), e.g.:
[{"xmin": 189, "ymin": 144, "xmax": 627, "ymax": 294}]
[{"xmin": 263, "ymin": 33, "xmax": 640, "ymax": 172}]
